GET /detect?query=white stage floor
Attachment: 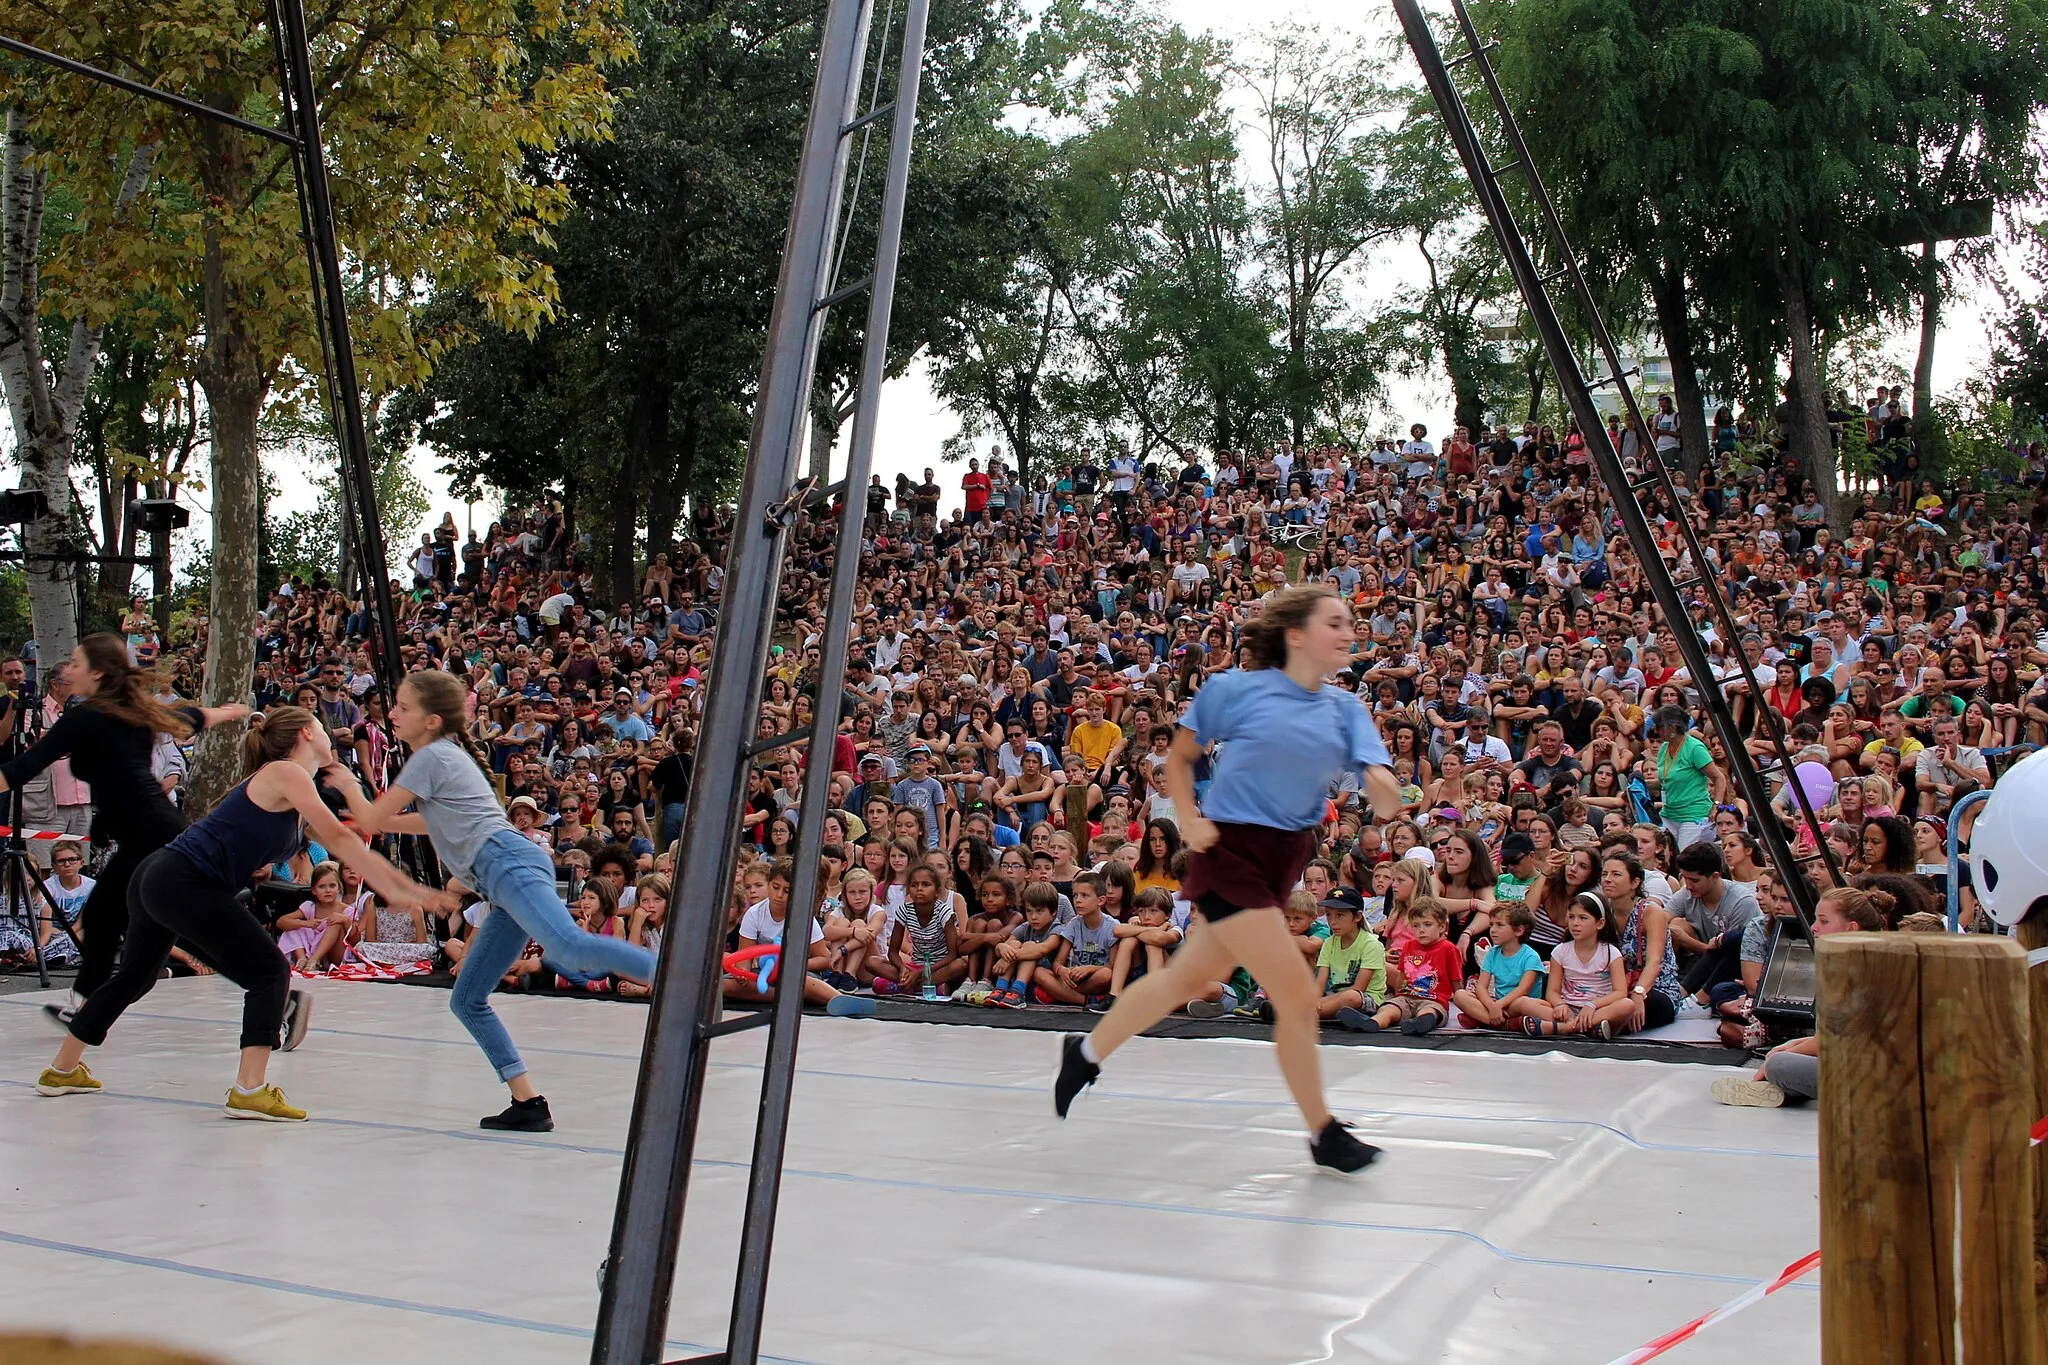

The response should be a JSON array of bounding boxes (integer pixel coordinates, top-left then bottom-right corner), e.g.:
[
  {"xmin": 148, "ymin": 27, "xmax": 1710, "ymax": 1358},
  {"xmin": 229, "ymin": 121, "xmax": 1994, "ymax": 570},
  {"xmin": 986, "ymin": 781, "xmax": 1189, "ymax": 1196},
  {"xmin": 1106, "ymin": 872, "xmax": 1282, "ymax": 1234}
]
[{"xmin": 0, "ymin": 978, "xmax": 1819, "ymax": 1364}]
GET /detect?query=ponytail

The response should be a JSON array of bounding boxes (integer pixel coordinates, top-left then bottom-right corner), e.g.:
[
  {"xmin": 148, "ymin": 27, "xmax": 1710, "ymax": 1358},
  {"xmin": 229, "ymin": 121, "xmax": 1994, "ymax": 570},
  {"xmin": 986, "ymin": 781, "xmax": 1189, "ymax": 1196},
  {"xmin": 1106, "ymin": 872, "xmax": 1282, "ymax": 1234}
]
[
  {"xmin": 244, "ymin": 706, "xmax": 317, "ymax": 775},
  {"xmin": 401, "ymin": 669, "xmax": 491, "ymax": 771}
]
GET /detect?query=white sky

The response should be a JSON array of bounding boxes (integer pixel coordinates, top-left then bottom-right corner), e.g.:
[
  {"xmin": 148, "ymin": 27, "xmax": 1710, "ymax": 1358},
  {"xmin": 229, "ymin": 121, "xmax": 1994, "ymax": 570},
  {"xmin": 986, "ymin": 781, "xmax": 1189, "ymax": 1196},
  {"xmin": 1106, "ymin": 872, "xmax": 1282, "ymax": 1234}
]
[{"xmin": 6, "ymin": 0, "xmax": 2019, "ymax": 560}]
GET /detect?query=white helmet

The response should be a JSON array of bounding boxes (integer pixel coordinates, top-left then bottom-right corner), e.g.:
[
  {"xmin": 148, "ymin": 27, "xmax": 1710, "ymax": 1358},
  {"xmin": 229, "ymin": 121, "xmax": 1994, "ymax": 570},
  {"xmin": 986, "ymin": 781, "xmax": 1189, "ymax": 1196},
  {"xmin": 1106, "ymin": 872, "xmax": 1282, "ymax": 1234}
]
[{"xmin": 1971, "ymin": 747, "xmax": 2048, "ymax": 927}]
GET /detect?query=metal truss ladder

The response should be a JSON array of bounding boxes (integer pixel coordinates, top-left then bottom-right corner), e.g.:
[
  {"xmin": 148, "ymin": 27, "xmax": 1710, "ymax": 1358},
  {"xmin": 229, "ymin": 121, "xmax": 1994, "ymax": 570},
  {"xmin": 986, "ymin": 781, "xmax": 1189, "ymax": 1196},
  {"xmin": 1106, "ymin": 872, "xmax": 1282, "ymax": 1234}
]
[
  {"xmin": 1391, "ymin": 0, "xmax": 1841, "ymax": 917},
  {"xmin": 590, "ymin": 0, "xmax": 930, "ymax": 1359}
]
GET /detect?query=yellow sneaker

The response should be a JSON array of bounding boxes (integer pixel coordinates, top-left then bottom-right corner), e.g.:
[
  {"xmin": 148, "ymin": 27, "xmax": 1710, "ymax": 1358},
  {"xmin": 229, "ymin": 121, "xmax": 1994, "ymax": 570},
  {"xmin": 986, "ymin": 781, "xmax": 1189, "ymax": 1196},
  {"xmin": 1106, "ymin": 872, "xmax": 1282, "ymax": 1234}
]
[
  {"xmin": 34, "ymin": 1063, "xmax": 101, "ymax": 1096},
  {"xmin": 223, "ymin": 1084, "xmax": 308, "ymax": 1122}
]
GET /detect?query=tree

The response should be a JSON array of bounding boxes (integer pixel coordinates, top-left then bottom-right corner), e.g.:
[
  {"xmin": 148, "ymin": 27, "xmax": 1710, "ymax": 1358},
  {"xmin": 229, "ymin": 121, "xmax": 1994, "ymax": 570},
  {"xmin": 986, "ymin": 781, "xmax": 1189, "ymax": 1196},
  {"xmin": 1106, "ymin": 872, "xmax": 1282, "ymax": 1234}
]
[
  {"xmin": 1894, "ymin": 0, "xmax": 2048, "ymax": 459},
  {"xmin": 1235, "ymin": 25, "xmax": 1398, "ymax": 446},
  {"xmin": 0, "ymin": 0, "xmax": 630, "ymax": 805},
  {"xmin": 0, "ymin": 114, "xmax": 154, "ymax": 668}
]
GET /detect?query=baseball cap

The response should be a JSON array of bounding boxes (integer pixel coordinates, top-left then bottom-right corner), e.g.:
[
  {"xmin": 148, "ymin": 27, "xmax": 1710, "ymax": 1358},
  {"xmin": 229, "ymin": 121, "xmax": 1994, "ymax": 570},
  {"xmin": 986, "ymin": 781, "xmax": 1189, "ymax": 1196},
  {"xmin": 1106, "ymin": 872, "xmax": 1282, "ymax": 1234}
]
[
  {"xmin": 907, "ymin": 743, "xmax": 932, "ymax": 757},
  {"xmin": 1501, "ymin": 832, "xmax": 1537, "ymax": 862},
  {"xmin": 860, "ymin": 754, "xmax": 884, "ymax": 768},
  {"xmin": 1317, "ymin": 886, "xmax": 1366, "ymax": 916}
]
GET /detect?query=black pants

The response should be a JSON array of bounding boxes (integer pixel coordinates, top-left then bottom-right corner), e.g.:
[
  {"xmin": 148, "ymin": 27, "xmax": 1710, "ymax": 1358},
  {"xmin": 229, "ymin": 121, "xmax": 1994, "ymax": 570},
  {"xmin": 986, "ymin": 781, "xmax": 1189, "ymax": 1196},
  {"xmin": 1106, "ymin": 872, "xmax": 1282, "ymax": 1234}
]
[
  {"xmin": 1680, "ymin": 934, "xmax": 1744, "ymax": 996},
  {"xmin": 74, "ymin": 820, "xmax": 184, "ymax": 1000},
  {"xmin": 69, "ymin": 848, "xmax": 289, "ymax": 1052}
]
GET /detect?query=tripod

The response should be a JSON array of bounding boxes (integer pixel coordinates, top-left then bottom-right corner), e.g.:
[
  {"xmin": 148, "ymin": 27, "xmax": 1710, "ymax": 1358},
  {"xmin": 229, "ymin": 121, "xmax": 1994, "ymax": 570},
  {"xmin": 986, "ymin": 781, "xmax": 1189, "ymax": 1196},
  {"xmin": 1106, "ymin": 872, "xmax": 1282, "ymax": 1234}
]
[{"xmin": 0, "ymin": 782, "xmax": 64, "ymax": 990}]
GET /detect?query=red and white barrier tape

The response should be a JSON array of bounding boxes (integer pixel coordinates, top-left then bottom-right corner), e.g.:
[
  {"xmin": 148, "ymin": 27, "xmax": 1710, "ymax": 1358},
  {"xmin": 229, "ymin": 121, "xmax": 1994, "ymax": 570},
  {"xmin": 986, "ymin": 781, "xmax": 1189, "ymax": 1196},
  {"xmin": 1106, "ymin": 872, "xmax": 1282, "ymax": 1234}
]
[
  {"xmin": 1604, "ymin": 1251, "xmax": 1820, "ymax": 1365},
  {"xmin": 1610, "ymin": 1113, "xmax": 2048, "ymax": 1364},
  {"xmin": 0, "ymin": 825, "xmax": 76, "ymax": 840}
]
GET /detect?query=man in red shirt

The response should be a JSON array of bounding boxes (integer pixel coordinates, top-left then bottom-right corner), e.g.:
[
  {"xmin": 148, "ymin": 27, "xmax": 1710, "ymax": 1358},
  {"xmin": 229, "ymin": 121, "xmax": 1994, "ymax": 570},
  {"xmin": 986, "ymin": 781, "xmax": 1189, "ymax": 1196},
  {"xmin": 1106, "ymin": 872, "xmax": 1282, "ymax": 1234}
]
[{"xmin": 961, "ymin": 457, "xmax": 992, "ymax": 523}]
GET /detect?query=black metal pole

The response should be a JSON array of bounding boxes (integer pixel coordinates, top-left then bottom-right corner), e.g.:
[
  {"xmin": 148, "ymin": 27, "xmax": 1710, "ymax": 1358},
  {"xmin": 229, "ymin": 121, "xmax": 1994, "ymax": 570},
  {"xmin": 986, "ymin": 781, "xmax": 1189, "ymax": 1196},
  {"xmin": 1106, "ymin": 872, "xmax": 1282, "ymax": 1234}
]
[
  {"xmin": 1390, "ymin": 0, "xmax": 1826, "ymax": 922},
  {"xmin": 270, "ymin": 0, "xmax": 407, "ymax": 701},
  {"xmin": 0, "ymin": 34, "xmax": 300, "ymax": 147},
  {"xmin": 719, "ymin": 4, "xmax": 926, "ymax": 1361},
  {"xmin": 590, "ymin": 0, "xmax": 876, "ymax": 1356}
]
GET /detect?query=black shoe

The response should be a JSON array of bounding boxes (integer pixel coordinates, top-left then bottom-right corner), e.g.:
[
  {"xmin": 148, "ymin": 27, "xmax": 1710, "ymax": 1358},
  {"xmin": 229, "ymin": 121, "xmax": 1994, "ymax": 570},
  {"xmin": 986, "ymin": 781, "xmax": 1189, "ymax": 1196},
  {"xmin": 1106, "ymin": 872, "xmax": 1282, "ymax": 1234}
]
[
  {"xmin": 281, "ymin": 989, "xmax": 313, "ymax": 1053},
  {"xmin": 1086, "ymin": 994, "xmax": 1114, "ymax": 1014},
  {"xmin": 40, "ymin": 1002, "xmax": 75, "ymax": 1032},
  {"xmin": 481, "ymin": 1095, "xmax": 554, "ymax": 1132},
  {"xmin": 1310, "ymin": 1117, "xmax": 1381, "ymax": 1175},
  {"xmin": 1053, "ymin": 1035, "xmax": 1100, "ymax": 1119},
  {"xmin": 1336, "ymin": 1006, "xmax": 1381, "ymax": 1034},
  {"xmin": 1399, "ymin": 1013, "xmax": 1441, "ymax": 1036}
]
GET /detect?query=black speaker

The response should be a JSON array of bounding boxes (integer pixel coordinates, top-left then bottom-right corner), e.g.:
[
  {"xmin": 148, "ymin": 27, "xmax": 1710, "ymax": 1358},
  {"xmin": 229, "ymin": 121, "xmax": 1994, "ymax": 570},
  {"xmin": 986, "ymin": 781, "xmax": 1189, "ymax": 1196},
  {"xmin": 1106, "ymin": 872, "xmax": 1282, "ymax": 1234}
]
[
  {"xmin": 1753, "ymin": 917, "xmax": 1816, "ymax": 1028},
  {"xmin": 131, "ymin": 498, "xmax": 190, "ymax": 534}
]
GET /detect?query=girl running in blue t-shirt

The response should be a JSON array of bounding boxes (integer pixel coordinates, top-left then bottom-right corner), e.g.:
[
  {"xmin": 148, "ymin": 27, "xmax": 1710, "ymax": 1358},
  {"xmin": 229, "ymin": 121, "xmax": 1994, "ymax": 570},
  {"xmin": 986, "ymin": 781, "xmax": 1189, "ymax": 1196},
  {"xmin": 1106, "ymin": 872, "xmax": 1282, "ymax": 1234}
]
[{"xmin": 1053, "ymin": 584, "xmax": 1399, "ymax": 1174}]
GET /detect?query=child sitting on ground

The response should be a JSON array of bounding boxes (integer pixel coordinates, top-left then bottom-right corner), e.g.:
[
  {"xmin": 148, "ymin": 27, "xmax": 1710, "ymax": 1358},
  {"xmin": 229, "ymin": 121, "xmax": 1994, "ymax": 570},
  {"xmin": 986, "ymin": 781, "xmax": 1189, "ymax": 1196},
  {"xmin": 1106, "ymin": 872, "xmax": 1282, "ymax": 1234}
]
[
  {"xmin": 1529, "ymin": 891, "xmax": 1628, "ymax": 1037},
  {"xmin": 619, "ymin": 874, "xmax": 668, "ymax": 998},
  {"xmin": 991, "ymin": 882, "xmax": 1064, "ymax": 1008},
  {"xmin": 1342, "ymin": 896, "xmax": 1463, "ymax": 1035},
  {"xmin": 956, "ymin": 872, "xmax": 1023, "ymax": 1003},
  {"xmin": 726, "ymin": 857, "xmax": 872, "ymax": 1015},
  {"xmin": 276, "ymin": 861, "xmax": 357, "ymax": 973},
  {"xmin": 1106, "ymin": 886, "xmax": 1184, "ymax": 1005},
  {"xmin": 832, "ymin": 868, "xmax": 889, "ymax": 988},
  {"xmin": 1035, "ymin": 870, "xmax": 1116, "ymax": 1006},
  {"xmin": 1312, "ymin": 887, "xmax": 1386, "ymax": 1024},
  {"xmin": 877, "ymin": 863, "xmax": 965, "ymax": 997},
  {"xmin": 1450, "ymin": 902, "xmax": 1546, "ymax": 1029},
  {"xmin": 1283, "ymin": 893, "xmax": 1331, "ymax": 968}
]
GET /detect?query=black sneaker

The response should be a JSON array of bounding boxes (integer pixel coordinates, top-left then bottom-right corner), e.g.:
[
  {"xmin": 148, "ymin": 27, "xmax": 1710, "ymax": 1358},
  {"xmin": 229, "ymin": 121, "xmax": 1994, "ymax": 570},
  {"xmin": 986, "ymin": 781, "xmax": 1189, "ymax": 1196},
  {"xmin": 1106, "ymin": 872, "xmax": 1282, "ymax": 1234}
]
[
  {"xmin": 1085, "ymin": 995, "xmax": 1114, "ymax": 1014},
  {"xmin": 481, "ymin": 1095, "xmax": 555, "ymax": 1132},
  {"xmin": 1310, "ymin": 1117, "xmax": 1381, "ymax": 1175},
  {"xmin": 1053, "ymin": 1035, "xmax": 1100, "ymax": 1119},
  {"xmin": 40, "ymin": 1002, "xmax": 76, "ymax": 1032},
  {"xmin": 281, "ymin": 989, "xmax": 313, "ymax": 1053}
]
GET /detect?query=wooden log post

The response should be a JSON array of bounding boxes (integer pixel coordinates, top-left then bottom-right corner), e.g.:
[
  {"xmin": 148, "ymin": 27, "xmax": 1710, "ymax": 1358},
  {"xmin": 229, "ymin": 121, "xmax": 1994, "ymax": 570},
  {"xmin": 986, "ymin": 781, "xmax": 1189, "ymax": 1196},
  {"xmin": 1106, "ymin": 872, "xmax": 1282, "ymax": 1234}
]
[
  {"xmin": 2018, "ymin": 907, "xmax": 2048, "ymax": 1360},
  {"xmin": 1818, "ymin": 932, "xmax": 2040, "ymax": 1365}
]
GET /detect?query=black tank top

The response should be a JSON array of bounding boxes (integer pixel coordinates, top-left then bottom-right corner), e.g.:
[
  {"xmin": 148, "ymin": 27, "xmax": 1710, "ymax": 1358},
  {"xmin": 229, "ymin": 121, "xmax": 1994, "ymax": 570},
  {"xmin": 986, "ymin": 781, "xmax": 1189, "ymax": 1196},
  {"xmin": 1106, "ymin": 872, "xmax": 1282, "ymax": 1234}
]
[{"xmin": 167, "ymin": 777, "xmax": 303, "ymax": 886}]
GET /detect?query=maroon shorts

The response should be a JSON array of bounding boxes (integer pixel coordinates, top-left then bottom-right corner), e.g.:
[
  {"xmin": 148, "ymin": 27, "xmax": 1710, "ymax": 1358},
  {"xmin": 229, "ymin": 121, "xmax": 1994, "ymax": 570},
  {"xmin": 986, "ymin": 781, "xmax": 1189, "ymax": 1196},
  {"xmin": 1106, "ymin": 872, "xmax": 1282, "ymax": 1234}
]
[{"xmin": 1182, "ymin": 822, "xmax": 1317, "ymax": 921}]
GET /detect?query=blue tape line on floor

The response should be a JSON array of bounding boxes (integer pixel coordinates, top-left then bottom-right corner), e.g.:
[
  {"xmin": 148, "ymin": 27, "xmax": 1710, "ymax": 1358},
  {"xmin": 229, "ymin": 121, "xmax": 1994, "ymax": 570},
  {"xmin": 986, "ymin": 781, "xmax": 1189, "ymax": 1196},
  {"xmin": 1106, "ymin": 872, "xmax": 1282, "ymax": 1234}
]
[
  {"xmin": 0, "ymin": 996, "xmax": 1816, "ymax": 1163},
  {"xmin": 0, "ymin": 1079, "xmax": 1813, "ymax": 1294},
  {"xmin": 0, "ymin": 1227, "xmax": 825, "ymax": 1363}
]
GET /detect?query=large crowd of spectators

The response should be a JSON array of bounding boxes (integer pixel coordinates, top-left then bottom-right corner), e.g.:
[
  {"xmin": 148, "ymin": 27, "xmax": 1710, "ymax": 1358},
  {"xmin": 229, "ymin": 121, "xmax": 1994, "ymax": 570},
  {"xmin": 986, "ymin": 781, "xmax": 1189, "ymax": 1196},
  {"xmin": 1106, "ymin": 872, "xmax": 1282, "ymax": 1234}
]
[{"xmin": 6, "ymin": 390, "xmax": 2047, "ymax": 1058}]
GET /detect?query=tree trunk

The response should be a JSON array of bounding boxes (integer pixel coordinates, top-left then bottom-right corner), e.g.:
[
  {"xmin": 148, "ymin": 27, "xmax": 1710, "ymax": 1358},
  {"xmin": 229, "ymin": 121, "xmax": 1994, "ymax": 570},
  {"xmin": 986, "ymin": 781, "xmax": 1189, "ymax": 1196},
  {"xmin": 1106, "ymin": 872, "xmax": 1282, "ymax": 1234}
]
[
  {"xmin": 646, "ymin": 403, "xmax": 698, "ymax": 562},
  {"xmin": 612, "ymin": 378, "xmax": 666, "ymax": 603},
  {"xmin": 1651, "ymin": 261, "xmax": 1712, "ymax": 476},
  {"xmin": 0, "ymin": 118, "xmax": 153, "ymax": 669},
  {"xmin": 1777, "ymin": 250, "xmax": 1846, "ymax": 535},
  {"xmin": 1523, "ymin": 345, "xmax": 1546, "ymax": 424},
  {"xmin": 807, "ymin": 397, "xmax": 835, "ymax": 485},
  {"xmin": 1912, "ymin": 238, "xmax": 1940, "ymax": 458},
  {"xmin": 187, "ymin": 117, "xmax": 265, "ymax": 812}
]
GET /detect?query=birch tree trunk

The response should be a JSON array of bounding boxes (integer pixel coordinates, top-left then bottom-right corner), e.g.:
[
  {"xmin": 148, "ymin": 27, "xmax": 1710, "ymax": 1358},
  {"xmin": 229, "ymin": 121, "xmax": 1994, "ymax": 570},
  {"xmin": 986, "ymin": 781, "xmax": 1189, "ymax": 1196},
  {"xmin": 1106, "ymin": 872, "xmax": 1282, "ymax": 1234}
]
[{"xmin": 0, "ymin": 113, "xmax": 155, "ymax": 670}]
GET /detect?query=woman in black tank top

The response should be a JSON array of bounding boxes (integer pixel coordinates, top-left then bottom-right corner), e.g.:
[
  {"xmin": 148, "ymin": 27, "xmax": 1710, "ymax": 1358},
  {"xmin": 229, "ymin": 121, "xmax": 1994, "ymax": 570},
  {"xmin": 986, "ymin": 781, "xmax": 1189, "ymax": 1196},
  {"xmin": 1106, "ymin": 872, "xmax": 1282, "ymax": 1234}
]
[{"xmin": 36, "ymin": 706, "xmax": 445, "ymax": 1123}]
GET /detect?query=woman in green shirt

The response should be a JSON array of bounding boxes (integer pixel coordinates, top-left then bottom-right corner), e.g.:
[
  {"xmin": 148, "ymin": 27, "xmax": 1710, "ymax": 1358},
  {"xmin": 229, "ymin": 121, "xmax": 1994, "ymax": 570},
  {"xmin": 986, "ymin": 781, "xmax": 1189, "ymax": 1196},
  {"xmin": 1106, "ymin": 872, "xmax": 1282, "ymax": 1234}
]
[{"xmin": 1649, "ymin": 705, "xmax": 1717, "ymax": 853}]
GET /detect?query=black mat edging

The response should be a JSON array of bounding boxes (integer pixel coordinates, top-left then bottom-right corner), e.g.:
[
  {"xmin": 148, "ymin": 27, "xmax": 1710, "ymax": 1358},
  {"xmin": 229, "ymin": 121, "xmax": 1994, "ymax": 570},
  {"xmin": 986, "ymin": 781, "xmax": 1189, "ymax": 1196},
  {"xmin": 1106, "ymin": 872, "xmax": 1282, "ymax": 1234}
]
[{"xmin": 374, "ymin": 971, "xmax": 1751, "ymax": 1066}]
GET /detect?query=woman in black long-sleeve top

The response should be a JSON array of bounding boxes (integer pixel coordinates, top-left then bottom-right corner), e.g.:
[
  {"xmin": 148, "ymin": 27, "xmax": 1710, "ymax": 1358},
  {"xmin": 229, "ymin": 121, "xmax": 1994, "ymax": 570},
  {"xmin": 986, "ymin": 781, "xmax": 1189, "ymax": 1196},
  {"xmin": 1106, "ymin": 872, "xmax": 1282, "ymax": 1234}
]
[{"xmin": 0, "ymin": 634, "xmax": 246, "ymax": 1010}]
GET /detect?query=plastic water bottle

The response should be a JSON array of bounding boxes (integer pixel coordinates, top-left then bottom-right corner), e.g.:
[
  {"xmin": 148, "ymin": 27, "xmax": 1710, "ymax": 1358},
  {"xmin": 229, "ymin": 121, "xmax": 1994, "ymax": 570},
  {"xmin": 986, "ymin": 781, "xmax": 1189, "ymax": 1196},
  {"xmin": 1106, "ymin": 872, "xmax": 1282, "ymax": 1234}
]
[{"xmin": 920, "ymin": 957, "xmax": 938, "ymax": 1002}]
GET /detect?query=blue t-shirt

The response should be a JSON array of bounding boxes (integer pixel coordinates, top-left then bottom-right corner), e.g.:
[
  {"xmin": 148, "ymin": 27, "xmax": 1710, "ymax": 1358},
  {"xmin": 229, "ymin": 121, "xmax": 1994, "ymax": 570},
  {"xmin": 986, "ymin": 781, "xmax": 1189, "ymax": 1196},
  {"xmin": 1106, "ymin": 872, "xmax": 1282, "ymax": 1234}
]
[
  {"xmin": 1481, "ymin": 942, "xmax": 1545, "ymax": 998},
  {"xmin": 1183, "ymin": 668, "xmax": 1391, "ymax": 830}
]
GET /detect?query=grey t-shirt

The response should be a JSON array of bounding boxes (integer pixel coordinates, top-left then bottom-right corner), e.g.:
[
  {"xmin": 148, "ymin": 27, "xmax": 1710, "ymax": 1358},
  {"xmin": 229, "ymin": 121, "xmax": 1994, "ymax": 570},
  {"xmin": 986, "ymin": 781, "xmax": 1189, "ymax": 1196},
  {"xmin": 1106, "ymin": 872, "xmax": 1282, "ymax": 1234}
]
[
  {"xmin": 395, "ymin": 737, "xmax": 506, "ymax": 885},
  {"xmin": 1665, "ymin": 877, "xmax": 1761, "ymax": 942}
]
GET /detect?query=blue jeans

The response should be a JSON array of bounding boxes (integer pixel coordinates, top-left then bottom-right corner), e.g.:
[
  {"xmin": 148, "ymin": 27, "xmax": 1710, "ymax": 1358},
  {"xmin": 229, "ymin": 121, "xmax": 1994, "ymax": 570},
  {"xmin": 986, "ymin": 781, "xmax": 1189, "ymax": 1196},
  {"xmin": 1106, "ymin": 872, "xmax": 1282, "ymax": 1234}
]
[
  {"xmin": 453, "ymin": 829, "xmax": 658, "ymax": 1081},
  {"xmin": 659, "ymin": 802, "xmax": 686, "ymax": 849}
]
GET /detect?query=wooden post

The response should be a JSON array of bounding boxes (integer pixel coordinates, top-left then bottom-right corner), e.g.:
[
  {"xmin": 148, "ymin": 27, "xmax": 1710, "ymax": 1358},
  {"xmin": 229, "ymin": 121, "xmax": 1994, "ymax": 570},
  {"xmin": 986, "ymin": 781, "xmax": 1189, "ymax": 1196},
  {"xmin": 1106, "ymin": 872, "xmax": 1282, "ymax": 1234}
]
[
  {"xmin": 2018, "ymin": 908, "xmax": 2048, "ymax": 1360},
  {"xmin": 1818, "ymin": 932, "xmax": 2039, "ymax": 1365}
]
